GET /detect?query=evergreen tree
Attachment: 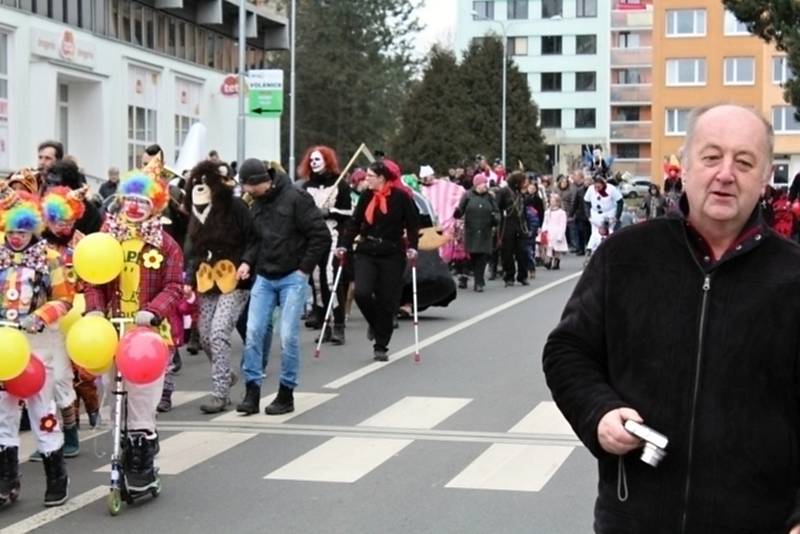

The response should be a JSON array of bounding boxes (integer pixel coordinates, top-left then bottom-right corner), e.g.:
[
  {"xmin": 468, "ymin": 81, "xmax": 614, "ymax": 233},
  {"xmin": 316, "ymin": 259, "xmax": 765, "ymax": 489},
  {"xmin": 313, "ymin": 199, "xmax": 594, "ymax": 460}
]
[
  {"xmin": 723, "ymin": 0, "xmax": 800, "ymax": 116},
  {"xmin": 275, "ymin": 0, "xmax": 422, "ymax": 169},
  {"xmin": 391, "ymin": 46, "xmax": 473, "ymax": 173},
  {"xmin": 459, "ymin": 35, "xmax": 546, "ymax": 172}
]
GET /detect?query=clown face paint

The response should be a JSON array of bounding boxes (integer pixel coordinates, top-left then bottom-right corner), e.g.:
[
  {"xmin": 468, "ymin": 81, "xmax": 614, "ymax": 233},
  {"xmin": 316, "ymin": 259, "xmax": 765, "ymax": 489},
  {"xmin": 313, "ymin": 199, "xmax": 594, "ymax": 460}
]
[
  {"xmin": 6, "ymin": 231, "xmax": 32, "ymax": 251},
  {"xmin": 47, "ymin": 220, "xmax": 74, "ymax": 238},
  {"xmin": 121, "ymin": 197, "xmax": 153, "ymax": 223},
  {"xmin": 310, "ymin": 151, "xmax": 326, "ymax": 174}
]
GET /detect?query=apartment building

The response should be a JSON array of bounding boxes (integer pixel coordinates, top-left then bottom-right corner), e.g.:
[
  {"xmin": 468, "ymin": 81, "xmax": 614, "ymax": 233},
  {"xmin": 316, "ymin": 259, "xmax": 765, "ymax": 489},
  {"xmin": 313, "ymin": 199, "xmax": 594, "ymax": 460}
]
[
  {"xmin": 652, "ymin": 0, "xmax": 800, "ymax": 185},
  {"xmin": 0, "ymin": 0, "xmax": 287, "ymax": 184},
  {"xmin": 609, "ymin": 0, "xmax": 652, "ymax": 180},
  {"xmin": 456, "ymin": 0, "xmax": 611, "ymax": 175}
]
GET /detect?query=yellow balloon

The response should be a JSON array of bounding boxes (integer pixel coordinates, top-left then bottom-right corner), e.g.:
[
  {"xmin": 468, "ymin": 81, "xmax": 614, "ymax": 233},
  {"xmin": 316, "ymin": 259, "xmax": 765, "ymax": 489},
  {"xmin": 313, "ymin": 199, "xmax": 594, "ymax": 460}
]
[
  {"xmin": 0, "ymin": 327, "xmax": 31, "ymax": 381},
  {"xmin": 73, "ymin": 233, "xmax": 124, "ymax": 285},
  {"xmin": 66, "ymin": 316, "xmax": 118, "ymax": 370},
  {"xmin": 59, "ymin": 294, "xmax": 86, "ymax": 336}
]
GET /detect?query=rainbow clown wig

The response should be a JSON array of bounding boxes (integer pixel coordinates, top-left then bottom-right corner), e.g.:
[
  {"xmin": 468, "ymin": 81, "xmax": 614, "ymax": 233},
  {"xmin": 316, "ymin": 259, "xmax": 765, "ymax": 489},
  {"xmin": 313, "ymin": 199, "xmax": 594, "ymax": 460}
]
[
  {"xmin": 2, "ymin": 191, "xmax": 44, "ymax": 234},
  {"xmin": 118, "ymin": 170, "xmax": 168, "ymax": 213},
  {"xmin": 42, "ymin": 186, "xmax": 86, "ymax": 225}
]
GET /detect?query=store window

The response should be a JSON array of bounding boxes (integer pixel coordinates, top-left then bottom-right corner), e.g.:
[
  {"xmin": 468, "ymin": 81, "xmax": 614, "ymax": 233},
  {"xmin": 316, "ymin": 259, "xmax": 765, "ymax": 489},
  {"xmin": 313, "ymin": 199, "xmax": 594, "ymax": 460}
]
[
  {"xmin": 0, "ymin": 32, "xmax": 9, "ymax": 171},
  {"xmin": 127, "ymin": 65, "xmax": 159, "ymax": 170},
  {"xmin": 174, "ymin": 78, "xmax": 202, "ymax": 162}
]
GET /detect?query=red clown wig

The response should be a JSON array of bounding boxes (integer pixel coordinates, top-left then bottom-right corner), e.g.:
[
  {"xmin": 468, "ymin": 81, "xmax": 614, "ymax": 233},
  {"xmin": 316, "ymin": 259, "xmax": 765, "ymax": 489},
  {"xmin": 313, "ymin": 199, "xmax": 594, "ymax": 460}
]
[{"xmin": 297, "ymin": 145, "xmax": 340, "ymax": 179}]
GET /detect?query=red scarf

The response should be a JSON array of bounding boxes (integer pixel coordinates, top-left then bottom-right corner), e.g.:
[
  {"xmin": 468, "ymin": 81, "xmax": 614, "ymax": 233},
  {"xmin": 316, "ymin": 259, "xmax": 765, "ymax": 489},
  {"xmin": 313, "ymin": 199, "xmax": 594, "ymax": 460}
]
[{"xmin": 365, "ymin": 183, "xmax": 393, "ymax": 225}]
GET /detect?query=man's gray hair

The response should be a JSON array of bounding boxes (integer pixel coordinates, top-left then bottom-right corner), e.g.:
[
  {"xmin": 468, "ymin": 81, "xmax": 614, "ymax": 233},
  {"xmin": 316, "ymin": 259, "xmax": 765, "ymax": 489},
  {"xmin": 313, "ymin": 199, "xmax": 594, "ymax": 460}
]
[{"xmin": 680, "ymin": 103, "xmax": 774, "ymax": 179}]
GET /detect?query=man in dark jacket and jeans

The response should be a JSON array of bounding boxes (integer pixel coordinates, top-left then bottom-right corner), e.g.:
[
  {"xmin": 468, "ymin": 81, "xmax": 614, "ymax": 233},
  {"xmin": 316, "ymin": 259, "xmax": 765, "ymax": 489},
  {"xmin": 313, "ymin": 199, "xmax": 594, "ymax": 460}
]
[
  {"xmin": 544, "ymin": 104, "xmax": 800, "ymax": 534},
  {"xmin": 235, "ymin": 159, "xmax": 330, "ymax": 416}
]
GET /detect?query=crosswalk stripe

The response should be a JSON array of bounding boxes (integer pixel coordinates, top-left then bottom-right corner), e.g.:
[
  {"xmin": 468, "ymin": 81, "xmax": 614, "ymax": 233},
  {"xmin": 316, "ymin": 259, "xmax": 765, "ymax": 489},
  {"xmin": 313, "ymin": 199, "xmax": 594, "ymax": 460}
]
[
  {"xmin": 445, "ymin": 444, "xmax": 575, "ymax": 492},
  {"xmin": 508, "ymin": 401, "xmax": 575, "ymax": 436},
  {"xmin": 358, "ymin": 396, "xmax": 471, "ymax": 430},
  {"xmin": 211, "ymin": 392, "xmax": 338, "ymax": 424},
  {"xmin": 0, "ymin": 485, "xmax": 107, "ymax": 534},
  {"xmin": 94, "ymin": 431, "xmax": 256, "ymax": 475},
  {"xmin": 265, "ymin": 437, "xmax": 412, "ymax": 483}
]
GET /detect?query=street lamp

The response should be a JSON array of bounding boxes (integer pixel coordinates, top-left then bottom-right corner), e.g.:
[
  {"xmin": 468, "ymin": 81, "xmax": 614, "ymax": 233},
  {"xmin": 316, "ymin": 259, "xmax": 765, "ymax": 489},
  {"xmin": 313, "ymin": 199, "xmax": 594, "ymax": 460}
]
[{"xmin": 472, "ymin": 11, "xmax": 507, "ymax": 169}]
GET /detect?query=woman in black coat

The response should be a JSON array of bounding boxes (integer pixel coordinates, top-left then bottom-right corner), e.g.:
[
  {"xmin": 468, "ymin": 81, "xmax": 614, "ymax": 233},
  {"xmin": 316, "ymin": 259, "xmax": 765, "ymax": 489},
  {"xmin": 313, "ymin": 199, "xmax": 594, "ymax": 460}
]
[{"xmin": 454, "ymin": 173, "xmax": 499, "ymax": 292}]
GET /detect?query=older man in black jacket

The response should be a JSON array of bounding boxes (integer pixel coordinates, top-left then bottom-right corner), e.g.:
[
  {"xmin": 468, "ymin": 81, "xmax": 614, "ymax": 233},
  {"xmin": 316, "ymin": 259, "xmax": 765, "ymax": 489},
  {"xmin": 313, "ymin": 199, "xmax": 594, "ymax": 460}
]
[
  {"xmin": 235, "ymin": 159, "xmax": 330, "ymax": 417},
  {"xmin": 544, "ymin": 104, "xmax": 800, "ymax": 534}
]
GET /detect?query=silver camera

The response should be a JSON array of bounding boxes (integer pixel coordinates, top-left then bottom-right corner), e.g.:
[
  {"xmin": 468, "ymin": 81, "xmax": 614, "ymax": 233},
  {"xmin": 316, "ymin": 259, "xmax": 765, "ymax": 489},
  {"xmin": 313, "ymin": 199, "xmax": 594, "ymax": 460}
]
[{"xmin": 624, "ymin": 420, "xmax": 669, "ymax": 467}]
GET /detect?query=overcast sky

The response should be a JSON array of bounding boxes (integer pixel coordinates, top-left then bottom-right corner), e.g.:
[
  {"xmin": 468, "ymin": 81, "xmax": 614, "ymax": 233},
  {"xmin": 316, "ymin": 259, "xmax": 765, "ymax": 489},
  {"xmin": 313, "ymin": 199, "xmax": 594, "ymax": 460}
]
[{"xmin": 415, "ymin": 0, "xmax": 457, "ymax": 58}]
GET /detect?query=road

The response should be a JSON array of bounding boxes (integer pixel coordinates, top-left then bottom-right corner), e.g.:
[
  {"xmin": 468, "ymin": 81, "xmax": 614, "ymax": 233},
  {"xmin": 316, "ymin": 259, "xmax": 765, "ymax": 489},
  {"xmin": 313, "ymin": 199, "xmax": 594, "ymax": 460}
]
[{"xmin": 0, "ymin": 257, "xmax": 596, "ymax": 534}]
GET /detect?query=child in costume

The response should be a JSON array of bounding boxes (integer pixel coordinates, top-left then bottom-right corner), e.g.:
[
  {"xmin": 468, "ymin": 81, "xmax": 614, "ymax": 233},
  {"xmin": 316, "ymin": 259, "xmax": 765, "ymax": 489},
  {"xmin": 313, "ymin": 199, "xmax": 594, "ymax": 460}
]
[
  {"xmin": 0, "ymin": 187, "xmax": 71, "ymax": 507},
  {"xmin": 32, "ymin": 186, "xmax": 95, "ymax": 460},
  {"xmin": 84, "ymin": 161, "xmax": 183, "ymax": 493}
]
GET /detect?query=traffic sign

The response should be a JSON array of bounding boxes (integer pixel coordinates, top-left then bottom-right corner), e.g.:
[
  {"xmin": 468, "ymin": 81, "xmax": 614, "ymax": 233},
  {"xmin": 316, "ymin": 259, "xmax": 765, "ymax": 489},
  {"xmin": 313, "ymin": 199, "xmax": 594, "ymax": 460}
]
[{"xmin": 247, "ymin": 69, "xmax": 283, "ymax": 118}]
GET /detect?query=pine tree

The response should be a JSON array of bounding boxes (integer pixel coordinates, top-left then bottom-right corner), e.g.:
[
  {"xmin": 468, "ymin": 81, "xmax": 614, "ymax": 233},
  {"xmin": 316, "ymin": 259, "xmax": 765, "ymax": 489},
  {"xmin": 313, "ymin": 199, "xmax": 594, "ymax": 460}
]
[
  {"xmin": 275, "ymin": 0, "xmax": 422, "ymax": 168},
  {"xmin": 391, "ymin": 46, "xmax": 473, "ymax": 173},
  {"xmin": 459, "ymin": 35, "xmax": 546, "ymax": 171},
  {"xmin": 723, "ymin": 0, "xmax": 800, "ymax": 116}
]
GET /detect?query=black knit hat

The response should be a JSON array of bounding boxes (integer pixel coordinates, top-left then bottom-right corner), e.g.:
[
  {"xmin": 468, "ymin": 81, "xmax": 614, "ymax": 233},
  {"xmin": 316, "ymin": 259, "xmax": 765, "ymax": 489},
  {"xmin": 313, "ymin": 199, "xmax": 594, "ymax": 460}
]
[{"xmin": 238, "ymin": 158, "xmax": 272, "ymax": 185}]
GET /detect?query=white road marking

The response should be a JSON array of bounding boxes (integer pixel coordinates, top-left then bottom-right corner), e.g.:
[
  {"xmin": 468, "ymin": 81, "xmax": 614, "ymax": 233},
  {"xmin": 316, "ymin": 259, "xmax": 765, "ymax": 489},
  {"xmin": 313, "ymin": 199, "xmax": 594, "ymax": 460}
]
[
  {"xmin": 324, "ymin": 272, "xmax": 582, "ymax": 389},
  {"xmin": 0, "ymin": 485, "xmax": 107, "ymax": 534},
  {"xmin": 211, "ymin": 392, "xmax": 338, "ymax": 424},
  {"xmin": 445, "ymin": 444, "xmax": 574, "ymax": 492},
  {"xmin": 95, "ymin": 431, "xmax": 256, "ymax": 475},
  {"xmin": 265, "ymin": 436, "xmax": 412, "ymax": 483},
  {"xmin": 169, "ymin": 390, "xmax": 209, "ymax": 408},
  {"xmin": 358, "ymin": 396, "xmax": 471, "ymax": 430},
  {"xmin": 509, "ymin": 401, "xmax": 575, "ymax": 436}
]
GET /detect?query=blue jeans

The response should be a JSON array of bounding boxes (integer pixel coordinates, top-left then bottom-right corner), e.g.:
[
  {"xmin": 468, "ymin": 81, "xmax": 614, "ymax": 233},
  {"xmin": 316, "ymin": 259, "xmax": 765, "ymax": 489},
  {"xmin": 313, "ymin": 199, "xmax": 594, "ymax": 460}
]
[{"xmin": 242, "ymin": 272, "xmax": 307, "ymax": 388}]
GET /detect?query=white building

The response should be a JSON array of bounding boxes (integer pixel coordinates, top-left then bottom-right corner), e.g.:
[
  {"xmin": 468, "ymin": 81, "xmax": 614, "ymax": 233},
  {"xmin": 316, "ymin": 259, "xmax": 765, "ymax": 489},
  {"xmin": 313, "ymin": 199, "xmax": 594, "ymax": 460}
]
[
  {"xmin": 455, "ymin": 0, "xmax": 611, "ymax": 175},
  {"xmin": 0, "ymin": 0, "xmax": 287, "ymax": 188}
]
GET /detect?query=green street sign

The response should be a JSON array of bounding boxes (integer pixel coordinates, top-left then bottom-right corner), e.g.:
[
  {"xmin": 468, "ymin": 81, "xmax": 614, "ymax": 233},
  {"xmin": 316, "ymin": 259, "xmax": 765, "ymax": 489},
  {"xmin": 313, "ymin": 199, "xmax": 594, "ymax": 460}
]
[{"xmin": 247, "ymin": 69, "xmax": 283, "ymax": 119}]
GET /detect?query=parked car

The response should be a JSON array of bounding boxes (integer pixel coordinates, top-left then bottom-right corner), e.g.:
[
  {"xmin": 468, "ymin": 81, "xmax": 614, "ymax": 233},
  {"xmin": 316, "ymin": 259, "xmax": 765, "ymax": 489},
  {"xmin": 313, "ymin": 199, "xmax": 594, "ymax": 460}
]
[{"xmin": 619, "ymin": 178, "xmax": 652, "ymax": 198}]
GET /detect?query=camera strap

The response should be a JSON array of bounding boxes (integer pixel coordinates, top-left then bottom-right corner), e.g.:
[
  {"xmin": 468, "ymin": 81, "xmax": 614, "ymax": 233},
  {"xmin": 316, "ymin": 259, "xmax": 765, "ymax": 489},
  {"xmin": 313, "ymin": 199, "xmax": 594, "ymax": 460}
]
[{"xmin": 617, "ymin": 456, "xmax": 629, "ymax": 502}]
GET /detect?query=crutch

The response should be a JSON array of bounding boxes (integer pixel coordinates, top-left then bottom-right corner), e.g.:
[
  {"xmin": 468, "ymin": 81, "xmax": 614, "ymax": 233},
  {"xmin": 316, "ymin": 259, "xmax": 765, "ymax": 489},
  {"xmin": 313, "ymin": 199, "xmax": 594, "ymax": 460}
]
[
  {"xmin": 314, "ymin": 253, "xmax": 346, "ymax": 359},
  {"xmin": 411, "ymin": 256, "xmax": 421, "ymax": 364}
]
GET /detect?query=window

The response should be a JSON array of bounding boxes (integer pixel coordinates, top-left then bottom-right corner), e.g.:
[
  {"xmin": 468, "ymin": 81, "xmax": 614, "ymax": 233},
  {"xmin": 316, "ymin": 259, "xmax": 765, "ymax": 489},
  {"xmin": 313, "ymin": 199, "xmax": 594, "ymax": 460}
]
[
  {"xmin": 666, "ymin": 9, "xmax": 706, "ymax": 37},
  {"xmin": 577, "ymin": 0, "xmax": 597, "ymax": 17},
  {"xmin": 772, "ymin": 107, "xmax": 800, "ymax": 133},
  {"xmin": 127, "ymin": 105, "xmax": 157, "ymax": 170},
  {"xmin": 174, "ymin": 115, "xmax": 198, "ymax": 161},
  {"xmin": 616, "ymin": 107, "xmax": 640, "ymax": 121},
  {"xmin": 576, "ymin": 71, "xmax": 596, "ymax": 91},
  {"xmin": 541, "ymin": 109, "xmax": 562, "ymax": 128},
  {"xmin": 0, "ymin": 32, "xmax": 9, "ymax": 171},
  {"xmin": 119, "ymin": 0, "xmax": 131, "ymax": 42},
  {"xmin": 473, "ymin": 1, "xmax": 494, "ymax": 20},
  {"xmin": 724, "ymin": 57, "xmax": 755, "ymax": 85},
  {"xmin": 773, "ymin": 56, "xmax": 795, "ymax": 85},
  {"xmin": 616, "ymin": 143, "xmax": 640, "ymax": 158},
  {"xmin": 724, "ymin": 10, "xmax": 749, "ymax": 35},
  {"xmin": 507, "ymin": 36, "xmax": 528, "ymax": 56},
  {"xmin": 576, "ymin": 34, "xmax": 596, "ymax": 55},
  {"xmin": 616, "ymin": 68, "xmax": 642, "ymax": 84},
  {"xmin": 665, "ymin": 108, "xmax": 690, "ymax": 135},
  {"xmin": 541, "ymin": 72, "xmax": 562, "ymax": 92},
  {"xmin": 58, "ymin": 84, "xmax": 69, "ymax": 153},
  {"xmin": 542, "ymin": 36, "xmax": 562, "ymax": 55},
  {"xmin": 542, "ymin": 0, "xmax": 562, "ymax": 18},
  {"xmin": 575, "ymin": 108, "xmax": 596, "ymax": 128},
  {"xmin": 508, "ymin": 0, "xmax": 528, "ymax": 19},
  {"xmin": 131, "ymin": 2, "xmax": 142, "ymax": 46},
  {"xmin": 618, "ymin": 32, "xmax": 641, "ymax": 48},
  {"xmin": 666, "ymin": 58, "xmax": 706, "ymax": 85}
]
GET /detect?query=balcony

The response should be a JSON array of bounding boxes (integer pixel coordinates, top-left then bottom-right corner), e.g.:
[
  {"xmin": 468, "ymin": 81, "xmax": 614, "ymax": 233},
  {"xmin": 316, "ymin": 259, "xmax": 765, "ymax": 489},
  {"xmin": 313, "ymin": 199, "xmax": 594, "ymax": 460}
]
[
  {"xmin": 612, "ymin": 158, "xmax": 652, "ymax": 178},
  {"xmin": 611, "ymin": 10, "xmax": 653, "ymax": 30},
  {"xmin": 611, "ymin": 47, "xmax": 652, "ymax": 67},
  {"xmin": 610, "ymin": 121, "xmax": 652, "ymax": 141},
  {"xmin": 611, "ymin": 84, "xmax": 651, "ymax": 104}
]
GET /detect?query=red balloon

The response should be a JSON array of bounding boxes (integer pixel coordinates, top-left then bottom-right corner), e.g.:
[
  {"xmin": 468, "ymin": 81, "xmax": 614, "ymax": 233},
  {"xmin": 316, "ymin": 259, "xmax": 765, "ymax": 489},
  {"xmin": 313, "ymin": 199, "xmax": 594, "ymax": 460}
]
[
  {"xmin": 791, "ymin": 201, "xmax": 800, "ymax": 218},
  {"xmin": 4, "ymin": 355, "xmax": 45, "ymax": 398},
  {"xmin": 115, "ymin": 327, "xmax": 170, "ymax": 385}
]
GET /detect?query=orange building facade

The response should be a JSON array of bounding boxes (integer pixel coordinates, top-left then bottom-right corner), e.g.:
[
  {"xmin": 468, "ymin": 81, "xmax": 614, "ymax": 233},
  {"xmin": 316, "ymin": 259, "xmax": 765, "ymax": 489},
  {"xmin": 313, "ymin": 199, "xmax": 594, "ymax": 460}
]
[{"xmin": 651, "ymin": 0, "xmax": 800, "ymax": 186}]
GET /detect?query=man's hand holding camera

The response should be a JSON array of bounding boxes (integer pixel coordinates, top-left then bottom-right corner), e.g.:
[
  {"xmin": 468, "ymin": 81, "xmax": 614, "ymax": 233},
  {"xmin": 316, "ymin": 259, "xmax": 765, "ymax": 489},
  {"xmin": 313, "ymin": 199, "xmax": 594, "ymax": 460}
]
[{"xmin": 598, "ymin": 407, "xmax": 644, "ymax": 455}]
